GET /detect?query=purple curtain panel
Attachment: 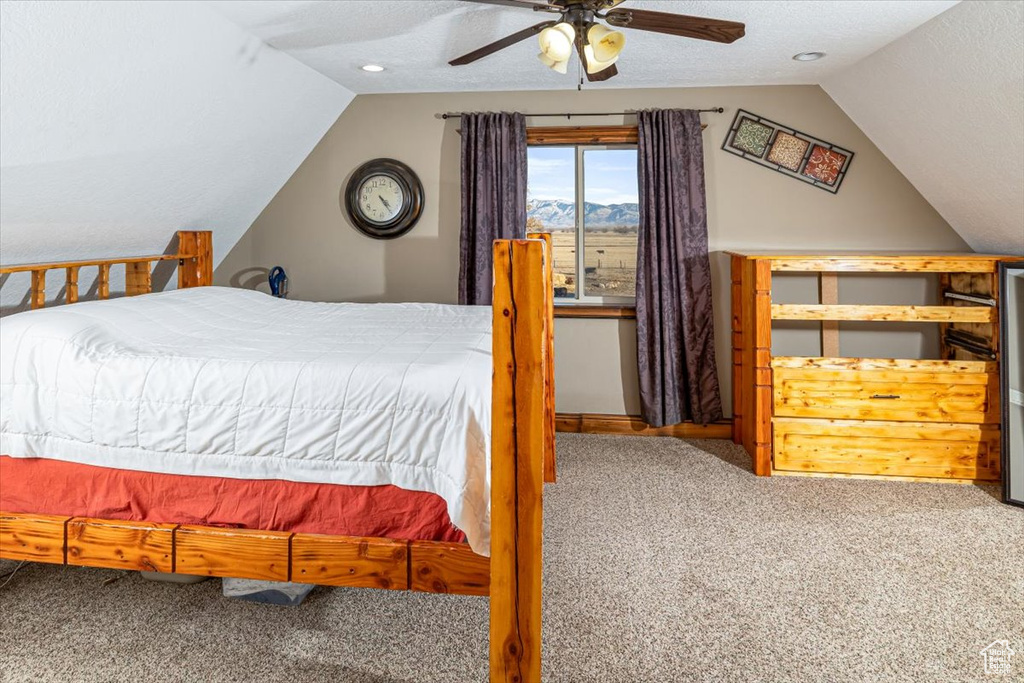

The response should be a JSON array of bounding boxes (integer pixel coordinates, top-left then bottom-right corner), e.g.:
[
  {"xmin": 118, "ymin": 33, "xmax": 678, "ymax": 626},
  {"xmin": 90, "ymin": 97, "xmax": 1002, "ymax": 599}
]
[
  {"xmin": 636, "ymin": 109, "xmax": 724, "ymax": 427},
  {"xmin": 458, "ymin": 112, "xmax": 528, "ymax": 305}
]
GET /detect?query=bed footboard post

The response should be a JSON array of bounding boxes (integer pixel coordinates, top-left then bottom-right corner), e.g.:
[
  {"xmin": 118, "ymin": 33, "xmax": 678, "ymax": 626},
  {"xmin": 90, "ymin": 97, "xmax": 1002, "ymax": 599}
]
[
  {"xmin": 176, "ymin": 230, "xmax": 213, "ymax": 289},
  {"xmin": 526, "ymin": 232, "xmax": 557, "ymax": 483},
  {"xmin": 490, "ymin": 239, "xmax": 546, "ymax": 683}
]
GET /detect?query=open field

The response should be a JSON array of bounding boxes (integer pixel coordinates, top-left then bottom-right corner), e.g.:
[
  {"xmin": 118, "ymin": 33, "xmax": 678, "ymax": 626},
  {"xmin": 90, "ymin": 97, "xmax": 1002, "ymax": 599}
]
[{"xmin": 548, "ymin": 230, "xmax": 637, "ymax": 298}]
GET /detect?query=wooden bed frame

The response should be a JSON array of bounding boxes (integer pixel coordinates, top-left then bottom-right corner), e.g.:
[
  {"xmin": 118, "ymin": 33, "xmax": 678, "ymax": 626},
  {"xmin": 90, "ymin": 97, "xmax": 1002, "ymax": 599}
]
[{"xmin": 0, "ymin": 230, "xmax": 555, "ymax": 683}]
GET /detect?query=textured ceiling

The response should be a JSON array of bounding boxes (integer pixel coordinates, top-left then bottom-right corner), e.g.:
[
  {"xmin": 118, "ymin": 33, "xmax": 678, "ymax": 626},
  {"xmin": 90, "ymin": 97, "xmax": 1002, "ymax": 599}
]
[
  {"xmin": 823, "ymin": 0, "xmax": 1024, "ymax": 254},
  {"xmin": 208, "ymin": 0, "xmax": 959, "ymax": 93}
]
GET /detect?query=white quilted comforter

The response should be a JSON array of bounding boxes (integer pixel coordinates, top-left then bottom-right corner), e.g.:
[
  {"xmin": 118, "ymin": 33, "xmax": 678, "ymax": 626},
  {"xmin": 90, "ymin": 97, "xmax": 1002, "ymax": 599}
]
[{"xmin": 0, "ymin": 287, "xmax": 493, "ymax": 554}]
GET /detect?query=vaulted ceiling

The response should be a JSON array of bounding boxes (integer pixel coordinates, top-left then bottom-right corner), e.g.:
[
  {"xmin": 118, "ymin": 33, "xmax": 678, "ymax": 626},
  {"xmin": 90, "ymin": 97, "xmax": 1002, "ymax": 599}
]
[
  {"xmin": 823, "ymin": 0, "xmax": 1024, "ymax": 254},
  {"xmin": 0, "ymin": 0, "xmax": 353, "ymax": 310},
  {"xmin": 208, "ymin": 0, "xmax": 958, "ymax": 93}
]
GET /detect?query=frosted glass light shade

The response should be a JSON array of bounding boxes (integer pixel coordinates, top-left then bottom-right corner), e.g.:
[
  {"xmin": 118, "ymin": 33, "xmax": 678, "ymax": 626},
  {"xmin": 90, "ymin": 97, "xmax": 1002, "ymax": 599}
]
[
  {"xmin": 587, "ymin": 24, "xmax": 625, "ymax": 63},
  {"xmin": 538, "ymin": 22, "xmax": 575, "ymax": 63},
  {"xmin": 583, "ymin": 44, "xmax": 618, "ymax": 74},
  {"xmin": 537, "ymin": 52, "xmax": 569, "ymax": 74}
]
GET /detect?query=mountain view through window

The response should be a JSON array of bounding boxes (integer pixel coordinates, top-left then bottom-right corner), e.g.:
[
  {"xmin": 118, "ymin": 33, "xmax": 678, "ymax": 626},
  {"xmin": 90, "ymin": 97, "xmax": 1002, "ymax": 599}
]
[{"xmin": 527, "ymin": 146, "xmax": 639, "ymax": 301}]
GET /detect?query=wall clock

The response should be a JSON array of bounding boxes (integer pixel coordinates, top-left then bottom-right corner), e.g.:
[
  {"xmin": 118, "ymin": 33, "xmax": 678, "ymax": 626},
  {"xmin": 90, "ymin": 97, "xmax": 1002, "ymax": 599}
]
[{"xmin": 344, "ymin": 158, "xmax": 424, "ymax": 239}]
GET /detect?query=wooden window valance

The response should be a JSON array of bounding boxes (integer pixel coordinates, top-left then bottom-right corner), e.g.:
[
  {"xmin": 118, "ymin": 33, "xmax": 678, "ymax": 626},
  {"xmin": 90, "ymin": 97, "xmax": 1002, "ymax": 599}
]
[{"xmin": 526, "ymin": 123, "xmax": 706, "ymax": 146}]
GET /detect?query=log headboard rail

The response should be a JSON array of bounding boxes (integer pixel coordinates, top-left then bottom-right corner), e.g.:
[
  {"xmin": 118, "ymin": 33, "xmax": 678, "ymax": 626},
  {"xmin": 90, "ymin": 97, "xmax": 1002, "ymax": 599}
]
[{"xmin": 0, "ymin": 230, "xmax": 213, "ymax": 309}]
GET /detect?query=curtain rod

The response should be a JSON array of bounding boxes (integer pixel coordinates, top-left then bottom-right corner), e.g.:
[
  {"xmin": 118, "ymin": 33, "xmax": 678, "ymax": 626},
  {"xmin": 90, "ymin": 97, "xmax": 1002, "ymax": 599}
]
[{"xmin": 440, "ymin": 108, "xmax": 724, "ymax": 120}]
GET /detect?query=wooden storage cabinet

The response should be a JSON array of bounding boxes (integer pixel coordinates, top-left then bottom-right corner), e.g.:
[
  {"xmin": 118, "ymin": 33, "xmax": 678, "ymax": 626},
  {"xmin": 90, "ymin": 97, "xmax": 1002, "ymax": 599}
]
[
  {"xmin": 729, "ymin": 253, "xmax": 1012, "ymax": 483},
  {"xmin": 773, "ymin": 418, "xmax": 1002, "ymax": 480},
  {"xmin": 772, "ymin": 357, "xmax": 999, "ymax": 425}
]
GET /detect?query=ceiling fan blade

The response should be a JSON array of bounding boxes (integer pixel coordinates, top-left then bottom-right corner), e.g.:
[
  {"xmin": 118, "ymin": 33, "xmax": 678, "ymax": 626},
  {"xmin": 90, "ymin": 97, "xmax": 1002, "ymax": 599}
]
[
  {"xmin": 459, "ymin": 0, "xmax": 563, "ymax": 11},
  {"xmin": 604, "ymin": 8, "xmax": 745, "ymax": 44},
  {"xmin": 449, "ymin": 21, "xmax": 556, "ymax": 66},
  {"xmin": 575, "ymin": 32, "xmax": 618, "ymax": 83}
]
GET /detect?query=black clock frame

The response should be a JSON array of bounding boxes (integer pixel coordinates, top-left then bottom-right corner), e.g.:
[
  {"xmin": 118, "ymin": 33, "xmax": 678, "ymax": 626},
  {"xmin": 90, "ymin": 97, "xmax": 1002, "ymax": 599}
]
[{"xmin": 344, "ymin": 158, "xmax": 424, "ymax": 240}]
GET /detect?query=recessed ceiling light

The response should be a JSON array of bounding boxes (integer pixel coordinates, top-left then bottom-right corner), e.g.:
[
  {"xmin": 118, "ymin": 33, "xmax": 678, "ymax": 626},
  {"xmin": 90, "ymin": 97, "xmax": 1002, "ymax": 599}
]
[
  {"xmin": 792, "ymin": 52, "xmax": 826, "ymax": 62},
  {"xmin": 361, "ymin": 64, "xmax": 385, "ymax": 72}
]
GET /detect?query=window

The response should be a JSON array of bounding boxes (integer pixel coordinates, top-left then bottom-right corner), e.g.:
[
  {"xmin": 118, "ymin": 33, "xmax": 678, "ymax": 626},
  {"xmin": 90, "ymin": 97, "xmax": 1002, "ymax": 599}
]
[{"xmin": 527, "ymin": 138, "xmax": 639, "ymax": 305}]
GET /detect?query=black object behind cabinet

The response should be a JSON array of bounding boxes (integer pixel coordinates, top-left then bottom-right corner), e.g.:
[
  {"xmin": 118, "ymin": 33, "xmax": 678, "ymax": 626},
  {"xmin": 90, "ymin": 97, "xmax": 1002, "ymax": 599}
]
[{"xmin": 1000, "ymin": 261, "xmax": 1024, "ymax": 507}]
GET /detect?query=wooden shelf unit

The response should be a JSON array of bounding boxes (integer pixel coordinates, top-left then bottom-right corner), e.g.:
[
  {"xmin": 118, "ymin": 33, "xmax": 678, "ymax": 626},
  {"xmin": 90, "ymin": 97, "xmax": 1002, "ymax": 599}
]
[{"xmin": 728, "ymin": 252, "xmax": 1013, "ymax": 482}]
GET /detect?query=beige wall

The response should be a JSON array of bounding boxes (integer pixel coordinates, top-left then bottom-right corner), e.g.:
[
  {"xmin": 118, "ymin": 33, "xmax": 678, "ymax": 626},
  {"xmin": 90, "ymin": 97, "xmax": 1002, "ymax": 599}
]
[{"xmin": 216, "ymin": 85, "xmax": 968, "ymax": 417}]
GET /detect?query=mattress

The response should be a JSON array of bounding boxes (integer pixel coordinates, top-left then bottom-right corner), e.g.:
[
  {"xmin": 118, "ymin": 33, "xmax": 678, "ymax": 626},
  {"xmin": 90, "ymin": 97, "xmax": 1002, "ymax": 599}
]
[{"xmin": 0, "ymin": 287, "xmax": 492, "ymax": 555}]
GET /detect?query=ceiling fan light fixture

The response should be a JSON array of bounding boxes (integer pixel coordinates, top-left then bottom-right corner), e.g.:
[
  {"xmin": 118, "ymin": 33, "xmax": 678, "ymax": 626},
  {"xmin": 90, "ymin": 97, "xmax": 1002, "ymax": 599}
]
[
  {"xmin": 582, "ymin": 44, "xmax": 618, "ymax": 74},
  {"xmin": 538, "ymin": 22, "xmax": 575, "ymax": 63},
  {"xmin": 537, "ymin": 52, "xmax": 570, "ymax": 74},
  {"xmin": 587, "ymin": 23, "xmax": 625, "ymax": 63},
  {"xmin": 446, "ymin": 2, "xmax": 746, "ymax": 85}
]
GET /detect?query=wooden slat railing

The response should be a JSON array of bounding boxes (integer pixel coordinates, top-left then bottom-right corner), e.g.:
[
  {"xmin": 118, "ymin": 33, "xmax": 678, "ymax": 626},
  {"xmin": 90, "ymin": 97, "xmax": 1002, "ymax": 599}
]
[
  {"xmin": 0, "ymin": 253, "xmax": 183, "ymax": 274},
  {"xmin": 0, "ymin": 230, "xmax": 212, "ymax": 309}
]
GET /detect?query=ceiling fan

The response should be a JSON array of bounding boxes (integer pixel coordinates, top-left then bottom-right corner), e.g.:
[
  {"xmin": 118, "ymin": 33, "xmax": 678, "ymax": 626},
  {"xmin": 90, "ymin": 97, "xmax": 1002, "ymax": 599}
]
[{"xmin": 449, "ymin": 0, "xmax": 745, "ymax": 82}]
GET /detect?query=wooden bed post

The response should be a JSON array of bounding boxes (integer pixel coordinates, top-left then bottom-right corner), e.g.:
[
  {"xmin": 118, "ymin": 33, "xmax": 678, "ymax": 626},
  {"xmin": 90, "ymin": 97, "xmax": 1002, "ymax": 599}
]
[
  {"xmin": 490, "ymin": 239, "xmax": 547, "ymax": 683},
  {"xmin": 526, "ymin": 231, "xmax": 557, "ymax": 483},
  {"xmin": 177, "ymin": 230, "xmax": 213, "ymax": 289}
]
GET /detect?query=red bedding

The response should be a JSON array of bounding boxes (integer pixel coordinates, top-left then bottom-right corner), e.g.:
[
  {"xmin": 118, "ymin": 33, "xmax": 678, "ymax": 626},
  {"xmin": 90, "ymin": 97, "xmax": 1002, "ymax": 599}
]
[{"xmin": 0, "ymin": 456, "xmax": 465, "ymax": 543}]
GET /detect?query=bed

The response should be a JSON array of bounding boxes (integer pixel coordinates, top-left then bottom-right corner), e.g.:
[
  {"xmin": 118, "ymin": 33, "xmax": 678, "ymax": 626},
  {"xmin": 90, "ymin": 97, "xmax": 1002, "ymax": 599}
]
[{"xmin": 0, "ymin": 230, "xmax": 555, "ymax": 683}]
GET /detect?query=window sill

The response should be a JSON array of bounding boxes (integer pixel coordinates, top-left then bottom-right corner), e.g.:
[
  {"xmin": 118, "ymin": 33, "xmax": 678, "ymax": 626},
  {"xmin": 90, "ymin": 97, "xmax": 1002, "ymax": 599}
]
[{"xmin": 554, "ymin": 304, "xmax": 637, "ymax": 319}]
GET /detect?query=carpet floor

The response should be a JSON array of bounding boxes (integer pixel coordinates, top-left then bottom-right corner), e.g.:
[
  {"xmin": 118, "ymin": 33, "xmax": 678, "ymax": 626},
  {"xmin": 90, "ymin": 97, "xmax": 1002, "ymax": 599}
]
[{"xmin": 1, "ymin": 434, "xmax": 1021, "ymax": 682}]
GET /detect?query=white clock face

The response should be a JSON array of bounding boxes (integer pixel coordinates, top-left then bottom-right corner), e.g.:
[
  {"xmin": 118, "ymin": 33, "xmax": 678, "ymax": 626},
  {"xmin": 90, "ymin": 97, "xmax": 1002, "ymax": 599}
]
[{"xmin": 358, "ymin": 174, "xmax": 405, "ymax": 224}]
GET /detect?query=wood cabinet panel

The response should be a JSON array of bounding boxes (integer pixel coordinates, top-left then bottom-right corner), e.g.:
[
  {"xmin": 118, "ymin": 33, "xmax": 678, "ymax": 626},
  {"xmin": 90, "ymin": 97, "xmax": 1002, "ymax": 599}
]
[
  {"xmin": 773, "ymin": 418, "xmax": 1001, "ymax": 481},
  {"xmin": 771, "ymin": 304, "xmax": 995, "ymax": 323},
  {"xmin": 773, "ymin": 359, "xmax": 999, "ymax": 424}
]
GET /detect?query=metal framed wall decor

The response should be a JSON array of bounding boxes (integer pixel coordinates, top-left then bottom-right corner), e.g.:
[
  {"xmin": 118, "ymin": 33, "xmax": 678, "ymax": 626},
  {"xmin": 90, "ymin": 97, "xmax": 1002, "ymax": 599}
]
[{"xmin": 722, "ymin": 109, "xmax": 854, "ymax": 194}]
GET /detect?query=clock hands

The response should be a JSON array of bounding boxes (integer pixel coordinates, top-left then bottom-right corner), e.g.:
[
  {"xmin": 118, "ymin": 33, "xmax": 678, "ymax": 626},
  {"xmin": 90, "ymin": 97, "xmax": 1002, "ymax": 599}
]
[{"xmin": 378, "ymin": 195, "xmax": 392, "ymax": 213}]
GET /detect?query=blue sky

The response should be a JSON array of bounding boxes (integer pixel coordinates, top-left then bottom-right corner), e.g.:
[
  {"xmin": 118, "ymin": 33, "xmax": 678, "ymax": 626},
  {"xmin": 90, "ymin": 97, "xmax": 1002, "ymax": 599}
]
[{"xmin": 527, "ymin": 147, "xmax": 639, "ymax": 206}]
